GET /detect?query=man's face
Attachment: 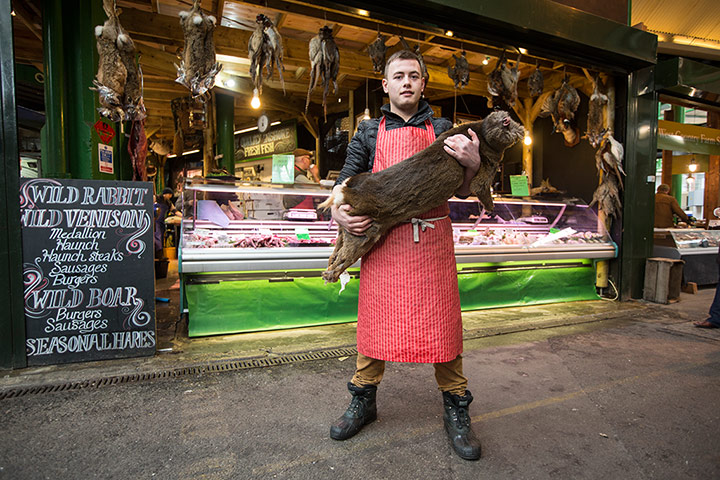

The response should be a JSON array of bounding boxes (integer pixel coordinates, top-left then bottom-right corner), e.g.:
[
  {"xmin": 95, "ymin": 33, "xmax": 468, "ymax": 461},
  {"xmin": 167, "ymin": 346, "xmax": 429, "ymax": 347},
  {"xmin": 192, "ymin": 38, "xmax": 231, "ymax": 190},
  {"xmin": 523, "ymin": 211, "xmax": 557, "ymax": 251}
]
[
  {"xmin": 382, "ymin": 58, "xmax": 425, "ymax": 111},
  {"xmin": 298, "ymin": 155, "xmax": 312, "ymax": 169}
]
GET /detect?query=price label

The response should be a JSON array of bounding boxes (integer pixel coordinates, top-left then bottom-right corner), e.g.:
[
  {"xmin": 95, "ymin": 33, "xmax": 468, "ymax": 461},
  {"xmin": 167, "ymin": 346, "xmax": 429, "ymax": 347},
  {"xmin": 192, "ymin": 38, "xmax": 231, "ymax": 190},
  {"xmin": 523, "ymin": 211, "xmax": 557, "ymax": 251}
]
[
  {"xmin": 510, "ymin": 175, "xmax": 530, "ymax": 197},
  {"xmin": 295, "ymin": 226, "xmax": 310, "ymax": 240}
]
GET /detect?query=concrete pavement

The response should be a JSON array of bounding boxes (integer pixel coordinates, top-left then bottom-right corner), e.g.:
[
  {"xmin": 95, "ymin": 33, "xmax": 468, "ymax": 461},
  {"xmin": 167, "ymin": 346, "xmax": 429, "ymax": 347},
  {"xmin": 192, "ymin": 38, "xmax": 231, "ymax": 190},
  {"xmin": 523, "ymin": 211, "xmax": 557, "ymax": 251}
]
[{"xmin": 0, "ymin": 269, "xmax": 718, "ymax": 479}]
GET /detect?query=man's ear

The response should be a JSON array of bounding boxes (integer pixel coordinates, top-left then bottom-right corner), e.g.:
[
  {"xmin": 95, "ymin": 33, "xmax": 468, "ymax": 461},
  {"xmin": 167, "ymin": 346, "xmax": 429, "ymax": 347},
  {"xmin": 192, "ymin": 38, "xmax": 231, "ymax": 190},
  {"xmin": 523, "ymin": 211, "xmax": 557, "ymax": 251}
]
[{"xmin": 381, "ymin": 78, "xmax": 389, "ymax": 93}]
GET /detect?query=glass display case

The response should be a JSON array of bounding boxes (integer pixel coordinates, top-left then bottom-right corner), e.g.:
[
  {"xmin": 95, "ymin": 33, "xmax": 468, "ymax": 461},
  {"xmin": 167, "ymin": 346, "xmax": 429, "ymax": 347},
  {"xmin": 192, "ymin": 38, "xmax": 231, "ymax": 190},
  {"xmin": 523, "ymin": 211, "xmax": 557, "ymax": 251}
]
[
  {"xmin": 178, "ymin": 178, "xmax": 616, "ymax": 336},
  {"xmin": 653, "ymin": 228, "xmax": 720, "ymax": 285}
]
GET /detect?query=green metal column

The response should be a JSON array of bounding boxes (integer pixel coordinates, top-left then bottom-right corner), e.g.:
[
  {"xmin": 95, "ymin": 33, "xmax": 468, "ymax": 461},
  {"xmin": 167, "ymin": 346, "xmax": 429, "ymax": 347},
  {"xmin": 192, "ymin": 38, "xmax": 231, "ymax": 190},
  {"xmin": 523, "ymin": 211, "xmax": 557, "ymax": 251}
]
[
  {"xmin": 0, "ymin": 0, "xmax": 27, "ymax": 369},
  {"xmin": 42, "ymin": 0, "xmax": 68, "ymax": 178},
  {"xmin": 620, "ymin": 66, "xmax": 658, "ymax": 300},
  {"xmin": 215, "ymin": 92, "xmax": 235, "ymax": 173}
]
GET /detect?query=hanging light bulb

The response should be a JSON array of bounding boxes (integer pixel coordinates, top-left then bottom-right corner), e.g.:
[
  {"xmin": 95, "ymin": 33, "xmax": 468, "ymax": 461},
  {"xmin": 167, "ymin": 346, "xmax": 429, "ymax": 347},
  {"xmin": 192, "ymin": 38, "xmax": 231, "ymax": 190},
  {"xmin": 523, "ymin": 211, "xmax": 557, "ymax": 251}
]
[
  {"xmin": 524, "ymin": 134, "xmax": 532, "ymax": 146},
  {"xmin": 689, "ymin": 157, "xmax": 698, "ymax": 172},
  {"xmin": 250, "ymin": 88, "xmax": 261, "ymax": 109},
  {"xmin": 482, "ymin": 56, "xmax": 490, "ymax": 66},
  {"xmin": 687, "ymin": 173, "xmax": 695, "ymax": 190}
]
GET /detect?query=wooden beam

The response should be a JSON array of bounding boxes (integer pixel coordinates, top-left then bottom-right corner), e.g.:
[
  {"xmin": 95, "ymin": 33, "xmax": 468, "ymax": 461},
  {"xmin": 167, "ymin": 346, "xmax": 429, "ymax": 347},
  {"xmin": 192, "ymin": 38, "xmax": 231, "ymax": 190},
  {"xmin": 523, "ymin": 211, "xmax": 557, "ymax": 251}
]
[{"xmin": 12, "ymin": 2, "xmax": 42, "ymax": 41}]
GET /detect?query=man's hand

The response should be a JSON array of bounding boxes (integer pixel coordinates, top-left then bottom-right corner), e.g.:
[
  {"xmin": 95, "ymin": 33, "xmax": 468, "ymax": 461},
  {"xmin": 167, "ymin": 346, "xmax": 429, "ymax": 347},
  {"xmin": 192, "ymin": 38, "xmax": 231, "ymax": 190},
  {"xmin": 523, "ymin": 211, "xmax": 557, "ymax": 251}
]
[
  {"xmin": 331, "ymin": 203, "xmax": 372, "ymax": 235},
  {"xmin": 444, "ymin": 128, "xmax": 482, "ymax": 197},
  {"xmin": 444, "ymin": 128, "xmax": 481, "ymax": 172}
]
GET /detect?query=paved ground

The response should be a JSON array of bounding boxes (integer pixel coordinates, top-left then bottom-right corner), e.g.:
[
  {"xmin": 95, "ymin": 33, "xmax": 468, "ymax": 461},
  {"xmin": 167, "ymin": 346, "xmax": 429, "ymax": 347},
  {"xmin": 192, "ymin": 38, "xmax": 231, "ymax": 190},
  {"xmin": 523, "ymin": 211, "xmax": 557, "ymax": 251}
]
[{"xmin": 1, "ymin": 266, "xmax": 718, "ymax": 479}]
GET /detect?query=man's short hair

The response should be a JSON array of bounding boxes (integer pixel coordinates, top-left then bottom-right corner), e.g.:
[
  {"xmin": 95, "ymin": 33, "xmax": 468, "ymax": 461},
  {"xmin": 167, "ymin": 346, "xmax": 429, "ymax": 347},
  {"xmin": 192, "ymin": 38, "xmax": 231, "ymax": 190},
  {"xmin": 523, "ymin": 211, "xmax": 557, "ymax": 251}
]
[
  {"xmin": 657, "ymin": 184, "xmax": 670, "ymax": 194},
  {"xmin": 384, "ymin": 49, "xmax": 422, "ymax": 78}
]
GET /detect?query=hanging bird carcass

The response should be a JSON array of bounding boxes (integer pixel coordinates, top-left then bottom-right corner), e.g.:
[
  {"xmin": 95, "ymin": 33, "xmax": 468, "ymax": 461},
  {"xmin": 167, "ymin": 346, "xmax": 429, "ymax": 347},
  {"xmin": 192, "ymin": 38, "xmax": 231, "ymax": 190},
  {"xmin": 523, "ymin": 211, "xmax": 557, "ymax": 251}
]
[
  {"xmin": 586, "ymin": 75, "xmax": 609, "ymax": 149},
  {"xmin": 595, "ymin": 134, "xmax": 625, "ymax": 189},
  {"xmin": 447, "ymin": 50, "xmax": 470, "ymax": 89},
  {"xmin": 527, "ymin": 65, "xmax": 544, "ymax": 97},
  {"xmin": 590, "ymin": 173, "xmax": 622, "ymax": 220},
  {"xmin": 176, "ymin": 0, "xmax": 222, "ymax": 98},
  {"xmin": 367, "ymin": 33, "xmax": 388, "ymax": 73},
  {"xmin": 248, "ymin": 14, "xmax": 286, "ymax": 95},
  {"xmin": 487, "ymin": 53, "xmax": 519, "ymax": 109},
  {"xmin": 399, "ymin": 36, "xmax": 429, "ymax": 84},
  {"xmin": 540, "ymin": 76, "xmax": 581, "ymax": 146},
  {"xmin": 305, "ymin": 26, "xmax": 340, "ymax": 117}
]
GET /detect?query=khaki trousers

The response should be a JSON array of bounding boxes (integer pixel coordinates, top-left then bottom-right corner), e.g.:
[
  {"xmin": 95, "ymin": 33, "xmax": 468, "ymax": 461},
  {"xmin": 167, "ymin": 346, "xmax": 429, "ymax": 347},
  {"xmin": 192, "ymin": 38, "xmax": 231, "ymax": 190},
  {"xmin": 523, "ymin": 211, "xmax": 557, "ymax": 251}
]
[{"xmin": 350, "ymin": 353, "xmax": 468, "ymax": 396}]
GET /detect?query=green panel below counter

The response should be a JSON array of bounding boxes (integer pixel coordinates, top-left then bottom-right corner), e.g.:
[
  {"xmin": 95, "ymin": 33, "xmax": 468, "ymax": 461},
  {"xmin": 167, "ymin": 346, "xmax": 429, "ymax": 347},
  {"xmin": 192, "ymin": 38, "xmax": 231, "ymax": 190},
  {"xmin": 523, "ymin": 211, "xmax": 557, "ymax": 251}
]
[{"xmin": 184, "ymin": 259, "xmax": 600, "ymax": 337}]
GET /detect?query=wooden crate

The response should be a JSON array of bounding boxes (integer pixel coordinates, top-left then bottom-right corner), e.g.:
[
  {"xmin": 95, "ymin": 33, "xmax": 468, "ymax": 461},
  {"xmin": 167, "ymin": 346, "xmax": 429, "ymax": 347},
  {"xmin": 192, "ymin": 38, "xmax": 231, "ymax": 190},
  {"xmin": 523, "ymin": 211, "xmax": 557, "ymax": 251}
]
[{"xmin": 644, "ymin": 258, "xmax": 684, "ymax": 304}]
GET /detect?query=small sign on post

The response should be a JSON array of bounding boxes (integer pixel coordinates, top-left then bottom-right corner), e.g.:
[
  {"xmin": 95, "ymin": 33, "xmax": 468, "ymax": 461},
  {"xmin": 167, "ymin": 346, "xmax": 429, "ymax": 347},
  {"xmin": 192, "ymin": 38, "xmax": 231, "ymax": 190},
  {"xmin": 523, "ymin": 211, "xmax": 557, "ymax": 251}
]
[
  {"xmin": 94, "ymin": 120, "xmax": 116, "ymax": 144},
  {"xmin": 509, "ymin": 175, "xmax": 530, "ymax": 197},
  {"xmin": 99, "ymin": 144, "xmax": 114, "ymax": 174},
  {"xmin": 271, "ymin": 154, "xmax": 294, "ymax": 184}
]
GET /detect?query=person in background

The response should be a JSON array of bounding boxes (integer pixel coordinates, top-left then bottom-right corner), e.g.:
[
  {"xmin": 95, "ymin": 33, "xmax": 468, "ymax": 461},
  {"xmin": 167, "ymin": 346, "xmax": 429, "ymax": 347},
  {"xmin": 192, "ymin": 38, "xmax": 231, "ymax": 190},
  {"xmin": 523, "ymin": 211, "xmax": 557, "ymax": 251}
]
[
  {"xmin": 293, "ymin": 148, "xmax": 320, "ymax": 183},
  {"xmin": 327, "ymin": 49, "xmax": 483, "ymax": 461},
  {"xmin": 654, "ymin": 184, "xmax": 691, "ymax": 228},
  {"xmin": 154, "ymin": 187, "xmax": 177, "ymax": 258},
  {"xmin": 695, "ymin": 248, "xmax": 720, "ymax": 329}
]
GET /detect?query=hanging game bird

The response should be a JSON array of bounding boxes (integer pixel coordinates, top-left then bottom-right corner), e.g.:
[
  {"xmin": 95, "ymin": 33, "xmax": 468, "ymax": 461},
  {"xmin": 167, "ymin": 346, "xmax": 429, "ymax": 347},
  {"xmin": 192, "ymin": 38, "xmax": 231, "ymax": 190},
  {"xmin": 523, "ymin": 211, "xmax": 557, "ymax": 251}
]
[
  {"xmin": 176, "ymin": 0, "xmax": 222, "ymax": 99},
  {"xmin": 248, "ymin": 14, "xmax": 286, "ymax": 95},
  {"xmin": 447, "ymin": 51, "xmax": 469, "ymax": 89},
  {"xmin": 487, "ymin": 53, "xmax": 519, "ymax": 109},
  {"xmin": 590, "ymin": 173, "xmax": 622, "ymax": 220},
  {"xmin": 367, "ymin": 33, "xmax": 387, "ymax": 73},
  {"xmin": 527, "ymin": 65, "xmax": 544, "ymax": 97},
  {"xmin": 540, "ymin": 75, "xmax": 581, "ymax": 146},
  {"xmin": 586, "ymin": 74, "xmax": 609, "ymax": 149},
  {"xmin": 595, "ymin": 134, "xmax": 625, "ymax": 189},
  {"xmin": 306, "ymin": 26, "xmax": 340, "ymax": 117}
]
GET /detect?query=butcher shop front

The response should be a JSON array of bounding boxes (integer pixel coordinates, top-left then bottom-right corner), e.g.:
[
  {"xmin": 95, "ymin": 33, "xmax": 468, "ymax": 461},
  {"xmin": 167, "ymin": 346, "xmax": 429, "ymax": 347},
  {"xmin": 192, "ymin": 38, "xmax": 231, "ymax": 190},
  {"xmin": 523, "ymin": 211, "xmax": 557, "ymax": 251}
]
[{"xmin": 2, "ymin": 0, "xmax": 657, "ymax": 367}]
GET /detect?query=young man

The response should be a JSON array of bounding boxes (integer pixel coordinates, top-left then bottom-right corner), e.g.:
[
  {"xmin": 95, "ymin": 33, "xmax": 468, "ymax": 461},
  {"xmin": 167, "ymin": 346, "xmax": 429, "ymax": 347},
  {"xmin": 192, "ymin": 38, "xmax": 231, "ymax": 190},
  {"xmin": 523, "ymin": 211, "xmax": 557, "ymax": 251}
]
[{"xmin": 328, "ymin": 50, "xmax": 483, "ymax": 461}]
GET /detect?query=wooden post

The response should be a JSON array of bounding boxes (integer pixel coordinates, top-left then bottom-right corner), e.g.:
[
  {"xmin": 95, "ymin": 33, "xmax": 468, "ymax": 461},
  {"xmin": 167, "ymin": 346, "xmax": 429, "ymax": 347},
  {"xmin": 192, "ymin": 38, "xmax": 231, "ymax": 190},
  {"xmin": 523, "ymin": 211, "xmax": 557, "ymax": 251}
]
[
  {"xmin": 203, "ymin": 94, "xmax": 216, "ymax": 176},
  {"xmin": 704, "ymin": 111, "xmax": 720, "ymax": 222}
]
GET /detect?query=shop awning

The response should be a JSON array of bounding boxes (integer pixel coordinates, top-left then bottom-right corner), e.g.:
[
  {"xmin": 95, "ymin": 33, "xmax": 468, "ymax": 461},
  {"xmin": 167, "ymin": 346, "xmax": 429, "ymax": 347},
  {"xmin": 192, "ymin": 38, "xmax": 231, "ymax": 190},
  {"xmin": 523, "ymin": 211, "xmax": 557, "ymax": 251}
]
[
  {"xmin": 658, "ymin": 120, "xmax": 720, "ymax": 155},
  {"xmin": 334, "ymin": 0, "xmax": 657, "ymax": 72}
]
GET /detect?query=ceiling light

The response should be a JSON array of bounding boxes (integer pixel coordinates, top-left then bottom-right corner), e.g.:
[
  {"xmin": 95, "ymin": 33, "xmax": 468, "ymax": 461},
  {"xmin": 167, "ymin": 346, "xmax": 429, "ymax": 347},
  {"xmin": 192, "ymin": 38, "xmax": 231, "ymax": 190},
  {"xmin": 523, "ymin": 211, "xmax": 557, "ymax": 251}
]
[
  {"xmin": 10, "ymin": 10, "xmax": 16, "ymax": 16},
  {"xmin": 251, "ymin": 88, "xmax": 261, "ymax": 109},
  {"xmin": 363, "ymin": 108, "xmax": 371, "ymax": 120},
  {"xmin": 524, "ymin": 134, "xmax": 532, "ymax": 146},
  {"xmin": 357, "ymin": 9, "xmax": 369, "ymax": 16},
  {"xmin": 235, "ymin": 126, "xmax": 258, "ymax": 134},
  {"xmin": 224, "ymin": 78, "xmax": 236, "ymax": 88},
  {"xmin": 482, "ymin": 56, "xmax": 489, "ymax": 65},
  {"xmin": 689, "ymin": 157, "xmax": 698, "ymax": 172},
  {"xmin": 270, "ymin": 121, "xmax": 281, "ymax": 126},
  {"xmin": 518, "ymin": 48, "xmax": 527, "ymax": 54},
  {"xmin": 445, "ymin": 30, "xmax": 454, "ymax": 37}
]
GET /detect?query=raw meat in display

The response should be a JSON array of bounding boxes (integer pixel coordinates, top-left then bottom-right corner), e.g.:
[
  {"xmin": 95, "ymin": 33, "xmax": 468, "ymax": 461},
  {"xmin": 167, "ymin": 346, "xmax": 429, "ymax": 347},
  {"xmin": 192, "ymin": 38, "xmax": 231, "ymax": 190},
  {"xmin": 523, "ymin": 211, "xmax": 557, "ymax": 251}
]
[
  {"xmin": 319, "ymin": 110, "xmax": 524, "ymax": 283},
  {"xmin": 367, "ymin": 33, "xmax": 388, "ymax": 73},
  {"xmin": 305, "ymin": 26, "xmax": 340, "ymax": 117},
  {"xmin": 447, "ymin": 51, "xmax": 470, "ymax": 89},
  {"xmin": 176, "ymin": 0, "xmax": 222, "ymax": 98},
  {"xmin": 248, "ymin": 14, "xmax": 285, "ymax": 95}
]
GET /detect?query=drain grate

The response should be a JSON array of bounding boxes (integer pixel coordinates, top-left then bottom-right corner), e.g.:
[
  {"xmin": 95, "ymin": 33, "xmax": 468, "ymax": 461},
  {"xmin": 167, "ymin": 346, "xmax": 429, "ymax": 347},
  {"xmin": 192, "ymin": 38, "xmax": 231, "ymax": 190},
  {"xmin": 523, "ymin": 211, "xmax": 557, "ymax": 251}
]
[{"xmin": 0, "ymin": 346, "xmax": 358, "ymax": 401}]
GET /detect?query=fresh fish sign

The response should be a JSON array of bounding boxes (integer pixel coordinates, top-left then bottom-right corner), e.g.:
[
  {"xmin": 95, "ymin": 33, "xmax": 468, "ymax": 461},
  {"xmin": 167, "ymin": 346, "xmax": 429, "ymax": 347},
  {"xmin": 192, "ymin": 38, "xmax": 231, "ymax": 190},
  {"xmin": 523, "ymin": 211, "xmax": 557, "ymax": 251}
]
[{"xmin": 19, "ymin": 179, "xmax": 156, "ymax": 365}]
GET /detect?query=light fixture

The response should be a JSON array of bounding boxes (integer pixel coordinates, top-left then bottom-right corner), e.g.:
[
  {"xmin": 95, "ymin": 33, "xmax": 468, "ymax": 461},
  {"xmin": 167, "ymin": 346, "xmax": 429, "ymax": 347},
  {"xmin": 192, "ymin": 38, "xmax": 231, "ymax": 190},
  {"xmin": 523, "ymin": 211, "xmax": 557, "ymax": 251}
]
[
  {"xmin": 166, "ymin": 149, "xmax": 201, "ymax": 159},
  {"xmin": 250, "ymin": 88, "xmax": 261, "ymax": 109},
  {"xmin": 523, "ymin": 134, "xmax": 532, "ymax": 146},
  {"xmin": 689, "ymin": 157, "xmax": 698, "ymax": 172},
  {"xmin": 270, "ymin": 121, "xmax": 281, "ymax": 126},
  {"xmin": 362, "ymin": 78, "xmax": 371, "ymax": 120},
  {"xmin": 338, "ymin": 97, "xmax": 342, "ymax": 103},
  {"xmin": 445, "ymin": 30, "xmax": 454, "ymax": 37},
  {"xmin": 10, "ymin": 10, "xmax": 16, "ymax": 16},
  {"xmin": 234, "ymin": 126, "xmax": 258, "ymax": 134},
  {"xmin": 518, "ymin": 47, "xmax": 527, "ymax": 55},
  {"xmin": 687, "ymin": 173, "xmax": 696, "ymax": 190},
  {"xmin": 224, "ymin": 78, "xmax": 236, "ymax": 88},
  {"xmin": 357, "ymin": 9, "xmax": 369, "ymax": 16},
  {"xmin": 482, "ymin": 56, "xmax": 489, "ymax": 65}
]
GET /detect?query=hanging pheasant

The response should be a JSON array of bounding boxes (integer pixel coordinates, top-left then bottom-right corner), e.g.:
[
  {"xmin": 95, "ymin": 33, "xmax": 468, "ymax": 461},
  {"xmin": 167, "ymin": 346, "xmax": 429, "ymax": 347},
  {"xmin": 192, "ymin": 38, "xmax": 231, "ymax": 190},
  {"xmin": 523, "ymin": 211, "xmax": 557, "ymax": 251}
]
[
  {"xmin": 447, "ymin": 50, "xmax": 469, "ymax": 89},
  {"xmin": 248, "ymin": 14, "xmax": 285, "ymax": 95},
  {"xmin": 305, "ymin": 26, "xmax": 340, "ymax": 118},
  {"xmin": 367, "ymin": 33, "xmax": 388, "ymax": 73}
]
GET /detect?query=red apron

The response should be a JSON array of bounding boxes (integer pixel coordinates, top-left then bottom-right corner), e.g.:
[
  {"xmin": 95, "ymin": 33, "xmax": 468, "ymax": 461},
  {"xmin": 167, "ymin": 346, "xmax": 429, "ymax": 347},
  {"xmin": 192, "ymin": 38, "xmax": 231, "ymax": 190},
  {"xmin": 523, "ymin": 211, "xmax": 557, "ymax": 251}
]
[{"xmin": 356, "ymin": 117, "xmax": 463, "ymax": 363}]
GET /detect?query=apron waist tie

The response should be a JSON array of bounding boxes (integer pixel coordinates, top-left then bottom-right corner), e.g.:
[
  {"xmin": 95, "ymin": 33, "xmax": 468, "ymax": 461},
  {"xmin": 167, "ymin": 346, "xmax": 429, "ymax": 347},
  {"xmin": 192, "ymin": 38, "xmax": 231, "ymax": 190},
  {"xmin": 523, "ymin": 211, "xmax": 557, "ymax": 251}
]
[{"xmin": 406, "ymin": 215, "xmax": 448, "ymax": 243}]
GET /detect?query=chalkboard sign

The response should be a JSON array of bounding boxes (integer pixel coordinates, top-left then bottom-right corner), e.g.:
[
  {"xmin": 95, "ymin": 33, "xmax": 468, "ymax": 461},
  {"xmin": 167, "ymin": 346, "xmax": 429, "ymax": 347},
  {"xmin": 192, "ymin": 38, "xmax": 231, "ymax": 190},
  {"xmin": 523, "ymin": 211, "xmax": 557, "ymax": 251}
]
[{"xmin": 19, "ymin": 179, "xmax": 156, "ymax": 365}]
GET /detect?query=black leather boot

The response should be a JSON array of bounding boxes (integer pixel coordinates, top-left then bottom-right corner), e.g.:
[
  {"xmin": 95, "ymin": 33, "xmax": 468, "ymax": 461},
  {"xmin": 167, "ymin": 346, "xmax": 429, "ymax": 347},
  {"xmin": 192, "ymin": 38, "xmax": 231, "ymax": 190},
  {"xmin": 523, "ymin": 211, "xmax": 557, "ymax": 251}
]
[
  {"xmin": 442, "ymin": 390, "xmax": 482, "ymax": 460},
  {"xmin": 330, "ymin": 382, "xmax": 377, "ymax": 440}
]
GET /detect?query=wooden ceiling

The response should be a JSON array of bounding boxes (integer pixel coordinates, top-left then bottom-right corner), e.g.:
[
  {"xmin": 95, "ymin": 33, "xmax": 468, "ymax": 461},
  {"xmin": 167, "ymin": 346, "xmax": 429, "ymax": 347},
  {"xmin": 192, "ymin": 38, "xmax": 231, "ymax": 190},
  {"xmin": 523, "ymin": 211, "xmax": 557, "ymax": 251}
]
[{"xmin": 12, "ymin": 0, "xmax": 600, "ymax": 143}]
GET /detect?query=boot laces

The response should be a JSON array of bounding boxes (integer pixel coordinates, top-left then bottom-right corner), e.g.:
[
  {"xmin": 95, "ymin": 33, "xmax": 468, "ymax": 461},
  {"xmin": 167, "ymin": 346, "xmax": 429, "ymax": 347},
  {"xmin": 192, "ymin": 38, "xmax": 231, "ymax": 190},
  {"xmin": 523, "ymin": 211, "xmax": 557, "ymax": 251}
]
[{"xmin": 347, "ymin": 396, "xmax": 364, "ymax": 417}]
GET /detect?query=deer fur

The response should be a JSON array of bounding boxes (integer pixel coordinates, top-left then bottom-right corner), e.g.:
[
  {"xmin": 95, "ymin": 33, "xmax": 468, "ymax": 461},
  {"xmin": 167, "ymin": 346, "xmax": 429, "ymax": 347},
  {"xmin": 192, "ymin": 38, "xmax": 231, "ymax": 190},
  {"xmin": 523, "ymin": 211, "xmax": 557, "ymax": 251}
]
[{"xmin": 320, "ymin": 110, "xmax": 524, "ymax": 283}]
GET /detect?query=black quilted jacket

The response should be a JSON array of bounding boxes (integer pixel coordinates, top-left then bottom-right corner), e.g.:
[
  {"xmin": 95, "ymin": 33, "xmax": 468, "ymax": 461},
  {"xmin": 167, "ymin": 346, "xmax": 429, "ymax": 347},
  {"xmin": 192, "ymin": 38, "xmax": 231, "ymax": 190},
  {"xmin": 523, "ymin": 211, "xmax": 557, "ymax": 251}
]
[{"xmin": 335, "ymin": 100, "xmax": 453, "ymax": 185}]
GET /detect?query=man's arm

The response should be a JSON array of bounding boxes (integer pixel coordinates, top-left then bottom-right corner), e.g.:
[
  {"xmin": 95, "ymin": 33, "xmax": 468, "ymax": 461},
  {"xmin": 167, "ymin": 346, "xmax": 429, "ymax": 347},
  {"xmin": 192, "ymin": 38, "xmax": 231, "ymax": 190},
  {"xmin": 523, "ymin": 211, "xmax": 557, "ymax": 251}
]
[
  {"xmin": 443, "ymin": 128, "xmax": 482, "ymax": 197},
  {"xmin": 331, "ymin": 122, "xmax": 373, "ymax": 234},
  {"xmin": 671, "ymin": 197, "xmax": 690, "ymax": 222}
]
